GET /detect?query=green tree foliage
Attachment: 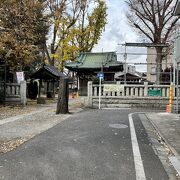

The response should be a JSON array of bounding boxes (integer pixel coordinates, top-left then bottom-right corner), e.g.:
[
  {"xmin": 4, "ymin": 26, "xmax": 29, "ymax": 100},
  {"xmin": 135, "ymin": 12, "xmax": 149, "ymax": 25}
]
[
  {"xmin": 0, "ymin": 0, "xmax": 107, "ymax": 73},
  {"xmin": 0, "ymin": 0, "xmax": 49, "ymax": 71}
]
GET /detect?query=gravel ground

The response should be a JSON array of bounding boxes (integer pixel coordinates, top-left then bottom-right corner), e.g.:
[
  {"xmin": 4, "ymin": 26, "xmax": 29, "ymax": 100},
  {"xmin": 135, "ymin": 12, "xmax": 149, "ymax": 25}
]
[
  {"xmin": 0, "ymin": 138, "xmax": 27, "ymax": 153},
  {"xmin": 0, "ymin": 97, "xmax": 86, "ymax": 120},
  {"xmin": 0, "ymin": 99, "xmax": 56, "ymax": 120},
  {"xmin": 0, "ymin": 105, "xmax": 39, "ymax": 120}
]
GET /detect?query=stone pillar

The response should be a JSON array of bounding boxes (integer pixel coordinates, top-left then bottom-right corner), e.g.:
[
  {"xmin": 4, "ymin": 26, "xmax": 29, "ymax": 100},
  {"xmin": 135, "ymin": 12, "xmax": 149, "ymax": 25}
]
[
  {"xmin": 94, "ymin": 87, "xmax": 97, "ymax": 96},
  {"xmin": 144, "ymin": 82, "xmax": 148, "ymax": 97},
  {"xmin": 140, "ymin": 87, "xmax": 143, "ymax": 97},
  {"xmin": 135, "ymin": 88, "xmax": 139, "ymax": 97},
  {"xmin": 126, "ymin": 88, "xmax": 130, "ymax": 97},
  {"xmin": 131, "ymin": 88, "xmax": 134, "ymax": 96},
  {"xmin": 88, "ymin": 81, "xmax": 93, "ymax": 107},
  {"xmin": 20, "ymin": 81, "xmax": 27, "ymax": 105}
]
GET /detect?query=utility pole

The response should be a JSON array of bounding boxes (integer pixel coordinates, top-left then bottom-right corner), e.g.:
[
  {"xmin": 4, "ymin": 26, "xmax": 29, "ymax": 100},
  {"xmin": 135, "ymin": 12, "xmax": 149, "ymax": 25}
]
[
  {"xmin": 174, "ymin": 27, "xmax": 180, "ymax": 113},
  {"xmin": 124, "ymin": 44, "xmax": 127, "ymax": 84},
  {"xmin": 98, "ymin": 60, "xmax": 104, "ymax": 110},
  {"xmin": 176, "ymin": 63, "xmax": 179, "ymax": 113},
  {"xmin": 117, "ymin": 43, "xmax": 127, "ymax": 84}
]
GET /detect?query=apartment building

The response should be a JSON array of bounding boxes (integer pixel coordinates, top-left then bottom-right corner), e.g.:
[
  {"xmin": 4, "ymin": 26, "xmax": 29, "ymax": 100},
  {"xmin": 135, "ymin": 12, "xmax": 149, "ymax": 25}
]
[{"xmin": 146, "ymin": 47, "xmax": 172, "ymax": 83}]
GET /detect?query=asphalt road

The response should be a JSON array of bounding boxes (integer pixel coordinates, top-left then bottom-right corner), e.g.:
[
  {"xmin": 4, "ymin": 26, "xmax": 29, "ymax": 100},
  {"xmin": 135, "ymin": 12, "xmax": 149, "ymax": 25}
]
[{"xmin": 0, "ymin": 109, "xmax": 169, "ymax": 180}]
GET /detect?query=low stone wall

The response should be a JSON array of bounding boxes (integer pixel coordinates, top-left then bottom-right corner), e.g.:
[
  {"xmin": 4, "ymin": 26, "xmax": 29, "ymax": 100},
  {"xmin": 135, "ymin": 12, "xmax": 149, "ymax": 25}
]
[
  {"xmin": 87, "ymin": 81, "xmax": 180, "ymax": 109},
  {"xmin": 4, "ymin": 81, "xmax": 27, "ymax": 105},
  {"xmin": 92, "ymin": 97, "xmax": 170, "ymax": 109}
]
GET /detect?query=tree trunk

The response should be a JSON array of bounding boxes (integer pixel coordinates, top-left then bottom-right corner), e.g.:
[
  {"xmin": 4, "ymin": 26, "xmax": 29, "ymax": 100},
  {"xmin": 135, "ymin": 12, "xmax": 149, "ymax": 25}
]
[
  {"xmin": 56, "ymin": 78, "xmax": 69, "ymax": 114},
  {"xmin": 155, "ymin": 47, "xmax": 163, "ymax": 85},
  {"xmin": 51, "ymin": 43, "xmax": 55, "ymax": 66}
]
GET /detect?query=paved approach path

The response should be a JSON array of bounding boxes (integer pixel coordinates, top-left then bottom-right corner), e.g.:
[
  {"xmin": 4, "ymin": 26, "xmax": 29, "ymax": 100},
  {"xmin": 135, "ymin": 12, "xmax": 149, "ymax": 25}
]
[{"xmin": 0, "ymin": 109, "xmax": 170, "ymax": 180}]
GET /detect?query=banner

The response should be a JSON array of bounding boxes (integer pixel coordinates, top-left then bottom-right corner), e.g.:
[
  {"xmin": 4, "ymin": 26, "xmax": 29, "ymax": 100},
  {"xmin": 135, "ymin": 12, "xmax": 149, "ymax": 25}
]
[{"xmin": 16, "ymin": 72, "xmax": 24, "ymax": 83}]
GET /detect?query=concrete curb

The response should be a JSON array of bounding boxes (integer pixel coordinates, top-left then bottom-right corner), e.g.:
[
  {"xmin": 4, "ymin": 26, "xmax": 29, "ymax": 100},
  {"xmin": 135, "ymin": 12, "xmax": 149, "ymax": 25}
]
[
  {"xmin": 145, "ymin": 113, "xmax": 179, "ymax": 156},
  {"xmin": 145, "ymin": 113, "xmax": 180, "ymax": 177}
]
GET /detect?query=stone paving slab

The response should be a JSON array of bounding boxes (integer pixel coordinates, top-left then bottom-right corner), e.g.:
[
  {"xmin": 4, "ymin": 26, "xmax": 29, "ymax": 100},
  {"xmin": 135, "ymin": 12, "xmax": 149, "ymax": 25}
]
[
  {"xmin": 146, "ymin": 112, "xmax": 180, "ymax": 178},
  {"xmin": 146, "ymin": 112, "xmax": 180, "ymax": 156},
  {"xmin": 169, "ymin": 156, "xmax": 180, "ymax": 177}
]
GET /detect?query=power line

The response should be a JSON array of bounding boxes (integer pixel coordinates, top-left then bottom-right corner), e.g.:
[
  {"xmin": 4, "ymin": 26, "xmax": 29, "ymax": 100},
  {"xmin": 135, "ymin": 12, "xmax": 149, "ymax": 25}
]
[
  {"xmin": 125, "ymin": 42, "xmax": 169, "ymax": 47},
  {"xmin": 118, "ymin": 42, "xmax": 169, "ymax": 47},
  {"xmin": 125, "ymin": 62, "xmax": 173, "ymax": 65},
  {"xmin": 116, "ymin": 52, "xmax": 172, "ymax": 56}
]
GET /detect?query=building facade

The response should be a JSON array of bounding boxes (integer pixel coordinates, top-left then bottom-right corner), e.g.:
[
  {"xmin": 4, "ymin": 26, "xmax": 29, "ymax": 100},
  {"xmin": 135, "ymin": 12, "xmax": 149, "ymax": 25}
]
[
  {"xmin": 146, "ymin": 47, "xmax": 172, "ymax": 83},
  {"xmin": 65, "ymin": 52, "xmax": 123, "ymax": 95}
]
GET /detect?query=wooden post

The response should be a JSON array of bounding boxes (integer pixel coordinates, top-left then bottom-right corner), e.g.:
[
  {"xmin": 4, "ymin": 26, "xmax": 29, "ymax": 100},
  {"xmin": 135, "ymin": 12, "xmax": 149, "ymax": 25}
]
[
  {"xmin": 38, "ymin": 79, "xmax": 42, "ymax": 98},
  {"xmin": 56, "ymin": 78, "xmax": 69, "ymax": 114},
  {"xmin": 52, "ymin": 81, "xmax": 55, "ymax": 98},
  {"xmin": 47, "ymin": 81, "xmax": 49, "ymax": 98}
]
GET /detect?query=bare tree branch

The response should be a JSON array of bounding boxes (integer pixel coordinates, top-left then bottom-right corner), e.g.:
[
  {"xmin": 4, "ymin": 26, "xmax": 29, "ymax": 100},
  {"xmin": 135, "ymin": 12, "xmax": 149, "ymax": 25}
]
[
  {"xmin": 133, "ymin": 23, "xmax": 154, "ymax": 42},
  {"xmin": 126, "ymin": 0, "xmax": 180, "ymax": 84}
]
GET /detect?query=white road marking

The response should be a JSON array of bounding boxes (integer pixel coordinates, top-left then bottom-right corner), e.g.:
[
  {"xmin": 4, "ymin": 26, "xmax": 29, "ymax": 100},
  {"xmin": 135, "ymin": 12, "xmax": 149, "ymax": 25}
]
[{"xmin": 129, "ymin": 113, "xmax": 146, "ymax": 180}]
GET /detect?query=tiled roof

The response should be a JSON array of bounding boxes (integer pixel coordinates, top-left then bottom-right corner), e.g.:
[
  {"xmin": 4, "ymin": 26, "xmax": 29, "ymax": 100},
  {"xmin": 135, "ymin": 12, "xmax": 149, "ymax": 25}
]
[
  {"xmin": 65, "ymin": 52, "xmax": 123, "ymax": 71},
  {"xmin": 31, "ymin": 65, "xmax": 66, "ymax": 80},
  {"xmin": 44, "ymin": 65, "xmax": 66, "ymax": 78}
]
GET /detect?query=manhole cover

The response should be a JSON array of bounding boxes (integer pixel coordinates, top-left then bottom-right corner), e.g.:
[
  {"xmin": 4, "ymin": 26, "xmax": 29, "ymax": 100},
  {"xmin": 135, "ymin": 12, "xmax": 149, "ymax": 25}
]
[{"xmin": 109, "ymin": 124, "xmax": 128, "ymax": 129}]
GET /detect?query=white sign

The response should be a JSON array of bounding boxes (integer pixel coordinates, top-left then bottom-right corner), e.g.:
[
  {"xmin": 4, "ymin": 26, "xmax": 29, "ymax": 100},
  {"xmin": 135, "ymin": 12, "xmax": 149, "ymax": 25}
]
[
  {"xmin": 104, "ymin": 84, "xmax": 124, "ymax": 92},
  {"xmin": 16, "ymin": 72, "xmax": 24, "ymax": 83}
]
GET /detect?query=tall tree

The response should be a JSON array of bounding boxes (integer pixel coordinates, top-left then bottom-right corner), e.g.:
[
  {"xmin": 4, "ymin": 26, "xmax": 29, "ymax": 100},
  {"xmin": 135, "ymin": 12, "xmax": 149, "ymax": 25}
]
[
  {"xmin": 54, "ymin": 0, "xmax": 107, "ymax": 71},
  {"xmin": 76, "ymin": 0, "xmax": 107, "ymax": 52},
  {"xmin": 46, "ymin": 0, "xmax": 81, "ymax": 66},
  {"xmin": 0, "ymin": 0, "xmax": 49, "ymax": 71},
  {"xmin": 126, "ymin": 0, "xmax": 179, "ymax": 84},
  {"xmin": 33, "ymin": 0, "xmax": 50, "ymax": 61}
]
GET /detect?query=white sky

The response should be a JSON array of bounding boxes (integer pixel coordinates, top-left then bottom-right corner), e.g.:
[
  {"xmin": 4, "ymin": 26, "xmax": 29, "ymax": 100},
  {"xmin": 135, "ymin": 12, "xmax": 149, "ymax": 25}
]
[{"xmin": 93, "ymin": 0, "xmax": 147, "ymax": 72}]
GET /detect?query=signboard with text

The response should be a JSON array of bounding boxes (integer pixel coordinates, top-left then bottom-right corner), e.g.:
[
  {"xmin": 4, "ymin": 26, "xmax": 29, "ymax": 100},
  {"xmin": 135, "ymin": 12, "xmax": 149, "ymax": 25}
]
[{"xmin": 104, "ymin": 84, "xmax": 124, "ymax": 93}]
